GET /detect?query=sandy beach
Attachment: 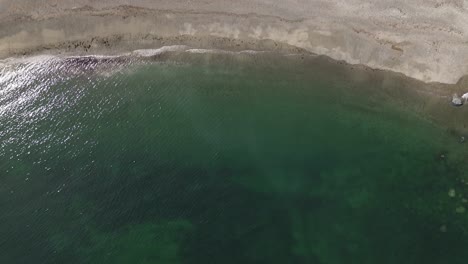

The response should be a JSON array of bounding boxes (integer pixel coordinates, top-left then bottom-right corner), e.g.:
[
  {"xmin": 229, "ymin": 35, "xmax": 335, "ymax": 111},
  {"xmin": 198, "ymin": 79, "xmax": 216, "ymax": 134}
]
[{"xmin": 1, "ymin": 0, "xmax": 468, "ymax": 84}]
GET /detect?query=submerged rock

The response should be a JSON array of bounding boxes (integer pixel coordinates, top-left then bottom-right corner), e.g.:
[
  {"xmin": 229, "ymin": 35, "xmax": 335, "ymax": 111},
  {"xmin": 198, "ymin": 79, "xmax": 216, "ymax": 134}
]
[
  {"xmin": 448, "ymin": 189, "xmax": 456, "ymax": 198},
  {"xmin": 456, "ymin": 206, "xmax": 466, "ymax": 214},
  {"xmin": 440, "ymin": 225, "xmax": 447, "ymax": 233},
  {"xmin": 452, "ymin": 94, "xmax": 463, "ymax": 106}
]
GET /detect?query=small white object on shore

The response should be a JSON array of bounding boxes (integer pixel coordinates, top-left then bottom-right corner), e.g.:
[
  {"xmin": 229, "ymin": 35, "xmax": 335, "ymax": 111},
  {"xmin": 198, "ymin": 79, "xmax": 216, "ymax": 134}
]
[
  {"xmin": 452, "ymin": 94, "xmax": 463, "ymax": 106},
  {"xmin": 462, "ymin": 93, "xmax": 468, "ymax": 102}
]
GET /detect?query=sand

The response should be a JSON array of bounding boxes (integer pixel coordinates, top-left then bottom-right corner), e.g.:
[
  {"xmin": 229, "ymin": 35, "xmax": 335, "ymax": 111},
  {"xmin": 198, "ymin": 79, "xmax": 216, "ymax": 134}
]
[{"xmin": 1, "ymin": 0, "xmax": 468, "ymax": 84}]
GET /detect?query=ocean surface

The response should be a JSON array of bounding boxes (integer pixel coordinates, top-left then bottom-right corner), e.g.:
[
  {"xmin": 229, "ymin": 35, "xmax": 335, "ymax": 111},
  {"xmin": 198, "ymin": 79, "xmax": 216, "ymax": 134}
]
[{"xmin": 1, "ymin": 50, "xmax": 468, "ymax": 263}]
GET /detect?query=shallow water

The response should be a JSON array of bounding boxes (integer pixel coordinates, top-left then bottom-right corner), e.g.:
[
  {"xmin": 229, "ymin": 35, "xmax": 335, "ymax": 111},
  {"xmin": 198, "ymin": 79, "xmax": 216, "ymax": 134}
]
[{"xmin": 1, "ymin": 52, "xmax": 468, "ymax": 263}]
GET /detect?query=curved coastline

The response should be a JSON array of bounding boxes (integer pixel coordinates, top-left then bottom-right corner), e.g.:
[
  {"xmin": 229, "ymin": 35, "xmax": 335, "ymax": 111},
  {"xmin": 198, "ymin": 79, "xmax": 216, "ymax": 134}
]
[
  {"xmin": 1, "ymin": 3, "xmax": 468, "ymax": 85},
  {"xmin": 2, "ymin": 43, "xmax": 468, "ymax": 138},
  {"xmin": 3, "ymin": 2, "xmax": 468, "ymax": 136}
]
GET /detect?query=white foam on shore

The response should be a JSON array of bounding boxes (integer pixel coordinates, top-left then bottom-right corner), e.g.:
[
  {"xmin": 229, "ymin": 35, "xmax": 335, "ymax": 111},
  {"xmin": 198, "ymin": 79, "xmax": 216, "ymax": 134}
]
[
  {"xmin": 186, "ymin": 48, "xmax": 265, "ymax": 55},
  {"xmin": 132, "ymin": 45, "xmax": 189, "ymax": 57},
  {"xmin": 0, "ymin": 45, "xmax": 271, "ymax": 103},
  {"xmin": 66, "ymin": 54, "xmax": 125, "ymax": 59},
  {"xmin": 0, "ymin": 46, "xmax": 270, "ymax": 67},
  {"xmin": 0, "ymin": 45, "xmax": 190, "ymax": 65},
  {"xmin": 239, "ymin": 50, "xmax": 266, "ymax": 54}
]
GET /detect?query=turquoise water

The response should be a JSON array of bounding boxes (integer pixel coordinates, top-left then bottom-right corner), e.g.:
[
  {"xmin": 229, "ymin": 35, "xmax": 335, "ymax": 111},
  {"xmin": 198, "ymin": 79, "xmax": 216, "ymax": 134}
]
[{"xmin": 1, "ymin": 52, "xmax": 468, "ymax": 263}]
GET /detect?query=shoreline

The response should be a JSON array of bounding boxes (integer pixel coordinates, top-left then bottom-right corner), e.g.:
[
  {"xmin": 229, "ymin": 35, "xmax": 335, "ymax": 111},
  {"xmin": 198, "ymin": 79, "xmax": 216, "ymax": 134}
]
[
  {"xmin": 1, "ymin": 3, "xmax": 468, "ymax": 85},
  {"xmin": 3, "ymin": 43, "xmax": 468, "ymax": 136}
]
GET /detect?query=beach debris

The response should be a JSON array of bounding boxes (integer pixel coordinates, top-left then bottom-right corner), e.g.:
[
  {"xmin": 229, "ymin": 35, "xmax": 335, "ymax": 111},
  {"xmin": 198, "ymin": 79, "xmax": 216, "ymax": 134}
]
[
  {"xmin": 451, "ymin": 94, "xmax": 463, "ymax": 106},
  {"xmin": 462, "ymin": 92, "xmax": 468, "ymax": 102},
  {"xmin": 455, "ymin": 206, "xmax": 466, "ymax": 214},
  {"xmin": 440, "ymin": 225, "xmax": 447, "ymax": 233},
  {"xmin": 448, "ymin": 188, "xmax": 456, "ymax": 198}
]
